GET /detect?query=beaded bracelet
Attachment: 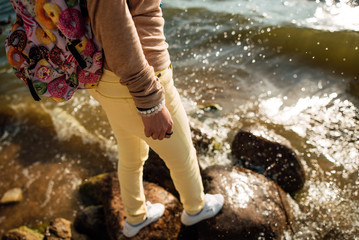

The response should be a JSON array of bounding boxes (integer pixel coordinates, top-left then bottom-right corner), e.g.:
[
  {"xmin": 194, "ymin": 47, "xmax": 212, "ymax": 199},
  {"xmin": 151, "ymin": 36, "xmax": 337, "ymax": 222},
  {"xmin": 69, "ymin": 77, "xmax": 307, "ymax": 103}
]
[{"xmin": 137, "ymin": 100, "xmax": 165, "ymax": 117}]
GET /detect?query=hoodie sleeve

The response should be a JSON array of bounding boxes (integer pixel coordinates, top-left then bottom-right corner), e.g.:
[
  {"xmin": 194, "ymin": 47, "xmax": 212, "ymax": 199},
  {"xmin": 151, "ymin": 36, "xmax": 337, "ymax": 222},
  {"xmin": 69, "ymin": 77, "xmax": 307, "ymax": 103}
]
[
  {"xmin": 86, "ymin": 0, "xmax": 165, "ymax": 109},
  {"xmin": 128, "ymin": 0, "xmax": 170, "ymax": 72}
]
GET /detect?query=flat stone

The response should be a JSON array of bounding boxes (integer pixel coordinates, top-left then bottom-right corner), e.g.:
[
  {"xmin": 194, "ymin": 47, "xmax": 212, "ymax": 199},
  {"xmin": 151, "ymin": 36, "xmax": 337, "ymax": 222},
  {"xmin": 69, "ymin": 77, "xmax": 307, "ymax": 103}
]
[
  {"xmin": 0, "ymin": 188, "xmax": 23, "ymax": 204},
  {"xmin": 2, "ymin": 226, "xmax": 43, "ymax": 240}
]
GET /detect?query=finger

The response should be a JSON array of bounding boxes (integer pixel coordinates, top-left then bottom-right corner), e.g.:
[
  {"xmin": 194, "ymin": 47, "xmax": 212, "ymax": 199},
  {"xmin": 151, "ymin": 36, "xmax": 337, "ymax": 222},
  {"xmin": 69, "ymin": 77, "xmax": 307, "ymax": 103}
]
[
  {"xmin": 144, "ymin": 128, "xmax": 152, "ymax": 138},
  {"xmin": 158, "ymin": 130, "xmax": 167, "ymax": 140},
  {"xmin": 151, "ymin": 132, "xmax": 159, "ymax": 140}
]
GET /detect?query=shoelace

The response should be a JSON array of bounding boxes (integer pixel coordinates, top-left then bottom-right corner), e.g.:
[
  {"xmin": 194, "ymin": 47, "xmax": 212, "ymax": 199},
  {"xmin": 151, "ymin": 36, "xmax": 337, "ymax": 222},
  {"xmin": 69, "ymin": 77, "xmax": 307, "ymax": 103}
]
[{"xmin": 146, "ymin": 201, "xmax": 152, "ymax": 207}]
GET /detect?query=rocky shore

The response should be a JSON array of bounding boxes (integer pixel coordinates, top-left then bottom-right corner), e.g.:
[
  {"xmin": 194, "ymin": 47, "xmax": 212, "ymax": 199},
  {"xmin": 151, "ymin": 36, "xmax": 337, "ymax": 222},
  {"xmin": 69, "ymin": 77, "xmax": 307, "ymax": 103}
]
[{"xmin": 1, "ymin": 118, "xmax": 305, "ymax": 240}]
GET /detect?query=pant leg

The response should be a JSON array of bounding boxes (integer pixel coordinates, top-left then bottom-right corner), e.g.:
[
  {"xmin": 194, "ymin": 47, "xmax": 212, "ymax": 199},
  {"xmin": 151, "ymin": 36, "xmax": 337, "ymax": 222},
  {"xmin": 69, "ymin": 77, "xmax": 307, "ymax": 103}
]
[
  {"xmin": 88, "ymin": 67, "xmax": 205, "ymax": 224},
  {"xmin": 144, "ymin": 68, "xmax": 205, "ymax": 214},
  {"xmin": 88, "ymin": 73, "xmax": 149, "ymax": 225}
]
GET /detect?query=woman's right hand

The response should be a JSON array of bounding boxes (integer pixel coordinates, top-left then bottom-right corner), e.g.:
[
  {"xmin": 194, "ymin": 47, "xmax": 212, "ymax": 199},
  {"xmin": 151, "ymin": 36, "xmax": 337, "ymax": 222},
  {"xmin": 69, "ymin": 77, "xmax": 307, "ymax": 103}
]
[{"xmin": 141, "ymin": 105, "xmax": 173, "ymax": 140}]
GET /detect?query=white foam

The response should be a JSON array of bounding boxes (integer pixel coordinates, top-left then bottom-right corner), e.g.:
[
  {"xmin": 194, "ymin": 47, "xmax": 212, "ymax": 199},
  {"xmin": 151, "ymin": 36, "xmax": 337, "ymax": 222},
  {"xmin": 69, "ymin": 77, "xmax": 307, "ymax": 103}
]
[
  {"xmin": 40, "ymin": 105, "xmax": 118, "ymax": 162},
  {"xmin": 305, "ymin": 0, "xmax": 359, "ymax": 31},
  {"xmin": 40, "ymin": 179, "xmax": 54, "ymax": 208}
]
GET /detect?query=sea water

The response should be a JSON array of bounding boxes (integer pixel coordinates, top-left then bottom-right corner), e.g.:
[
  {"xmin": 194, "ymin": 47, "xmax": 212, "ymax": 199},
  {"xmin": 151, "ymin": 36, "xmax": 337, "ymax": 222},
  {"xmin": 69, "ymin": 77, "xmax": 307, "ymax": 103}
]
[{"xmin": 0, "ymin": 0, "xmax": 358, "ymax": 238}]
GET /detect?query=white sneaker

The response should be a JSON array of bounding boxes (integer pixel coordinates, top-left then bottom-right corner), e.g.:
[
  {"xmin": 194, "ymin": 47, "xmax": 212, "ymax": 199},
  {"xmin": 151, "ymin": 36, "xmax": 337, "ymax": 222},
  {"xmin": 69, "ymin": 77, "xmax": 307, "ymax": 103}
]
[
  {"xmin": 181, "ymin": 193, "xmax": 224, "ymax": 226},
  {"xmin": 122, "ymin": 201, "xmax": 165, "ymax": 238}
]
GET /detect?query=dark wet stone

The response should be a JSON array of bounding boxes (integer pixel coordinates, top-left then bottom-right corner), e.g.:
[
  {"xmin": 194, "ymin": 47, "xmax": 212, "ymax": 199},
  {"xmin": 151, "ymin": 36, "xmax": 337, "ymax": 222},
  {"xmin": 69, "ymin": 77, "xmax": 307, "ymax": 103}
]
[
  {"xmin": 101, "ymin": 173, "xmax": 182, "ymax": 240},
  {"xmin": 189, "ymin": 117, "xmax": 215, "ymax": 153},
  {"xmin": 73, "ymin": 205, "xmax": 109, "ymax": 240},
  {"xmin": 78, "ymin": 173, "xmax": 110, "ymax": 206},
  {"xmin": 199, "ymin": 165, "xmax": 295, "ymax": 240},
  {"xmin": 231, "ymin": 128, "xmax": 305, "ymax": 194},
  {"xmin": 177, "ymin": 225, "xmax": 199, "ymax": 240},
  {"xmin": 2, "ymin": 226, "xmax": 43, "ymax": 240},
  {"xmin": 44, "ymin": 218, "xmax": 72, "ymax": 240}
]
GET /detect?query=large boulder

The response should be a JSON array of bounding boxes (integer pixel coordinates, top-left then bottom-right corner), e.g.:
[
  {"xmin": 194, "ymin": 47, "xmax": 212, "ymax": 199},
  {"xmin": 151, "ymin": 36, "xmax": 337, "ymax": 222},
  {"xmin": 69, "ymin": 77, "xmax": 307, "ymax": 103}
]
[
  {"xmin": 199, "ymin": 165, "xmax": 295, "ymax": 240},
  {"xmin": 101, "ymin": 173, "xmax": 182, "ymax": 240},
  {"xmin": 231, "ymin": 127, "xmax": 305, "ymax": 194}
]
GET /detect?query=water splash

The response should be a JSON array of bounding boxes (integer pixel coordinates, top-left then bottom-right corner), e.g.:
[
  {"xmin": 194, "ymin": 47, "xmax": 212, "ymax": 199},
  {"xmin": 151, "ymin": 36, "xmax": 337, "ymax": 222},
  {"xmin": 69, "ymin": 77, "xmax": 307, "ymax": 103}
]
[
  {"xmin": 306, "ymin": 0, "xmax": 359, "ymax": 31},
  {"xmin": 258, "ymin": 93, "xmax": 359, "ymax": 174}
]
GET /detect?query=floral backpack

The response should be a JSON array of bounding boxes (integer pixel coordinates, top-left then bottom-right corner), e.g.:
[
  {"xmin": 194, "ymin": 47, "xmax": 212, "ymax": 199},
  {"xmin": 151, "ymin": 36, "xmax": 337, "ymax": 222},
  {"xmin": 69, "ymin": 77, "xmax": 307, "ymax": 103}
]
[{"xmin": 5, "ymin": 0, "xmax": 103, "ymax": 102}]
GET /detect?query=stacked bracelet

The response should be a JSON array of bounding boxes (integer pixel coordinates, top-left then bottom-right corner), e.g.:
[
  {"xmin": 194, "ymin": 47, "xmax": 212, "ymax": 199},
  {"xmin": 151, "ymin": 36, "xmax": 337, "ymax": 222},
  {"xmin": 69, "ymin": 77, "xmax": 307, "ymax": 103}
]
[{"xmin": 137, "ymin": 100, "xmax": 165, "ymax": 117}]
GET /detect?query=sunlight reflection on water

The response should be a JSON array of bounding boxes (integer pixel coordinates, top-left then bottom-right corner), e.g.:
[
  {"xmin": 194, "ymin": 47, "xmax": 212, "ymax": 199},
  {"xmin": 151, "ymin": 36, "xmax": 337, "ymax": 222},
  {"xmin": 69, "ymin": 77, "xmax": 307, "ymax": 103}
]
[
  {"xmin": 225, "ymin": 172, "xmax": 253, "ymax": 208},
  {"xmin": 258, "ymin": 93, "xmax": 358, "ymax": 173},
  {"xmin": 306, "ymin": 0, "xmax": 359, "ymax": 31}
]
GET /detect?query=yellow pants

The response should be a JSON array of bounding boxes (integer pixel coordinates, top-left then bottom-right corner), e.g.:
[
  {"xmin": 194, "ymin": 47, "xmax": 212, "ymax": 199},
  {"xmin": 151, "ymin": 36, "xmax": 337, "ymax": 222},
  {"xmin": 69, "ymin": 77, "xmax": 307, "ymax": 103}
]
[{"xmin": 88, "ymin": 67, "xmax": 205, "ymax": 225}]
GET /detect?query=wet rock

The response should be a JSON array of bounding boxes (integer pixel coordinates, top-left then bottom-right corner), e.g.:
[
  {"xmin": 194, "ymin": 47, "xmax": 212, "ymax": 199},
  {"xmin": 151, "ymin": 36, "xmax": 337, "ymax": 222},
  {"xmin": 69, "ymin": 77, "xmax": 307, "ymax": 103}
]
[
  {"xmin": 199, "ymin": 165, "xmax": 295, "ymax": 240},
  {"xmin": 231, "ymin": 127, "xmax": 305, "ymax": 194},
  {"xmin": 189, "ymin": 117, "xmax": 215, "ymax": 153},
  {"xmin": 73, "ymin": 205, "xmax": 109, "ymax": 240},
  {"xmin": 70, "ymin": 230, "xmax": 91, "ymax": 240},
  {"xmin": 44, "ymin": 218, "xmax": 72, "ymax": 240},
  {"xmin": 2, "ymin": 226, "xmax": 43, "ymax": 240},
  {"xmin": 78, "ymin": 173, "xmax": 109, "ymax": 206},
  {"xmin": 0, "ymin": 188, "xmax": 23, "ymax": 204},
  {"xmin": 197, "ymin": 103, "xmax": 223, "ymax": 112},
  {"xmin": 177, "ymin": 225, "xmax": 199, "ymax": 240},
  {"xmin": 101, "ymin": 172, "xmax": 182, "ymax": 240}
]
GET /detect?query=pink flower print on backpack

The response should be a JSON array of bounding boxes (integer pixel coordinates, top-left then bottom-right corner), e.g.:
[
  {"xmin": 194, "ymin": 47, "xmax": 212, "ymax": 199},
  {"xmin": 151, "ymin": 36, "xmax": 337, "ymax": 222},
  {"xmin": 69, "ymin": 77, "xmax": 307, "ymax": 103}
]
[{"xmin": 5, "ymin": 0, "xmax": 104, "ymax": 102}]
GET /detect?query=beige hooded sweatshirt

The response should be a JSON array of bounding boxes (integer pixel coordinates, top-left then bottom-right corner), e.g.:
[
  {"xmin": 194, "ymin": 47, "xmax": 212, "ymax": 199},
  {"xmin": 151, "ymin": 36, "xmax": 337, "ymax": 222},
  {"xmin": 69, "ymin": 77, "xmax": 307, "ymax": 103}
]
[{"xmin": 86, "ymin": 0, "xmax": 170, "ymax": 109}]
